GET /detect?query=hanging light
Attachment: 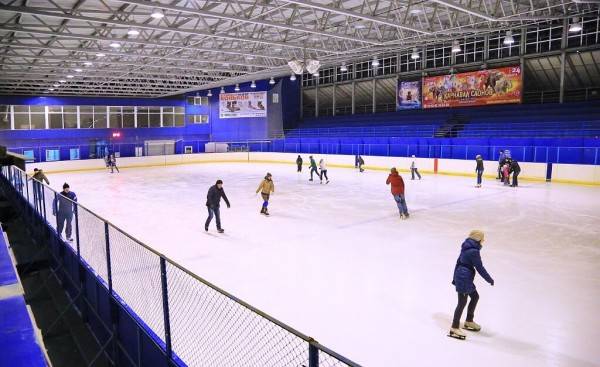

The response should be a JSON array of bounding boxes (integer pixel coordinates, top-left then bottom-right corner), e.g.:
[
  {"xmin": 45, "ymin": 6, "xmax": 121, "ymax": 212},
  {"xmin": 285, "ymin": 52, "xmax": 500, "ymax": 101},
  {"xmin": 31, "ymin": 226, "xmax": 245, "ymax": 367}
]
[
  {"xmin": 59, "ymin": 79, "xmax": 66, "ymax": 83},
  {"xmin": 48, "ymin": 88, "xmax": 55, "ymax": 91},
  {"xmin": 269, "ymin": 77, "xmax": 275, "ymax": 85},
  {"xmin": 371, "ymin": 56, "xmax": 380, "ymax": 67},
  {"xmin": 83, "ymin": 61, "xmax": 93, "ymax": 66},
  {"xmin": 96, "ymin": 52, "xmax": 106, "ymax": 57},
  {"xmin": 312, "ymin": 71, "xmax": 319, "ymax": 77},
  {"xmin": 127, "ymin": 28, "xmax": 140, "ymax": 36},
  {"xmin": 340, "ymin": 62, "xmax": 348, "ymax": 72},
  {"xmin": 66, "ymin": 74, "xmax": 74, "ymax": 78},
  {"xmin": 53, "ymin": 83, "xmax": 60, "ymax": 87},
  {"xmin": 220, "ymin": 87, "xmax": 225, "ymax": 94},
  {"xmin": 151, "ymin": 8, "xmax": 165, "ymax": 19},
  {"xmin": 290, "ymin": 73, "xmax": 296, "ymax": 81},
  {"xmin": 207, "ymin": 90, "xmax": 213, "ymax": 97},
  {"xmin": 411, "ymin": 47, "xmax": 420, "ymax": 60},
  {"xmin": 250, "ymin": 81, "xmax": 256, "ymax": 88},
  {"xmin": 503, "ymin": 30, "xmax": 515, "ymax": 45},
  {"xmin": 451, "ymin": 40, "xmax": 461, "ymax": 53},
  {"xmin": 74, "ymin": 68, "xmax": 83, "ymax": 72},
  {"xmin": 234, "ymin": 84, "xmax": 240, "ymax": 92},
  {"xmin": 109, "ymin": 42, "xmax": 121, "ymax": 48},
  {"xmin": 569, "ymin": 17, "xmax": 582, "ymax": 33}
]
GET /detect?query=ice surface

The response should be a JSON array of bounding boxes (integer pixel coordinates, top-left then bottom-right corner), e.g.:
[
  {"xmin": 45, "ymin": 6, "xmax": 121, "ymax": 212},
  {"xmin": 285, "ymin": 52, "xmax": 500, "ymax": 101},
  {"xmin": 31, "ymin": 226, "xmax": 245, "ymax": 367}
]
[{"xmin": 48, "ymin": 161, "xmax": 600, "ymax": 367}]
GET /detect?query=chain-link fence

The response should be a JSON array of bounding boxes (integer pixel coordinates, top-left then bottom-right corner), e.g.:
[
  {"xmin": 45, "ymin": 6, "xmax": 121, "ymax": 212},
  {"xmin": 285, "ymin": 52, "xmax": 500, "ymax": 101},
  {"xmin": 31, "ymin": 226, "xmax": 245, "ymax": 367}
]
[{"xmin": 0, "ymin": 165, "xmax": 362, "ymax": 367}]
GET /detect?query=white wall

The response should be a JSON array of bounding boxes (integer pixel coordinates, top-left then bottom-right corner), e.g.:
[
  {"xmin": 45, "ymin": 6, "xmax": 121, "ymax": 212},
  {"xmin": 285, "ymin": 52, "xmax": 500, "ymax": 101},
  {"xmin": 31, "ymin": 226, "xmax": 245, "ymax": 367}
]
[{"xmin": 552, "ymin": 163, "xmax": 600, "ymax": 185}]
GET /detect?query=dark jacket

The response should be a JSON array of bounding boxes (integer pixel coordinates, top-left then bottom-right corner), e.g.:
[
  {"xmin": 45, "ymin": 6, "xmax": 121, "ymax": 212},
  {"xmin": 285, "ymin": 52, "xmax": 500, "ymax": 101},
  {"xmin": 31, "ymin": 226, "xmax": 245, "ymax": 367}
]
[
  {"xmin": 309, "ymin": 157, "xmax": 317, "ymax": 169},
  {"xmin": 386, "ymin": 172, "xmax": 405, "ymax": 196},
  {"xmin": 206, "ymin": 185, "xmax": 230, "ymax": 208},
  {"xmin": 296, "ymin": 156, "xmax": 303, "ymax": 165},
  {"xmin": 510, "ymin": 160, "xmax": 521, "ymax": 174},
  {"xmin": 358, "ymin": 156, "xmax": 365, "ymax": 165},
  {"xmin": 475, "ymin": 158, "xmax": 484, "ymax": 172},
  {"xmin": 53, "ymin": 190, "xmax": 77, "ymax": 215},
  {"xmin": 452, "ymin": 238, "xmax": 494, "ymax": 294}
]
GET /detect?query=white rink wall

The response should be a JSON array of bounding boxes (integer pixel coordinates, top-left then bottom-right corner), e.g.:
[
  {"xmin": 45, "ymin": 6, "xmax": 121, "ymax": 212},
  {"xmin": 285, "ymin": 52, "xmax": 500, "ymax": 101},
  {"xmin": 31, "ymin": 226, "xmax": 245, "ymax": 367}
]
[{"xmin": 26, "ymin": 151, "xmax": 599, "ymax": 185}]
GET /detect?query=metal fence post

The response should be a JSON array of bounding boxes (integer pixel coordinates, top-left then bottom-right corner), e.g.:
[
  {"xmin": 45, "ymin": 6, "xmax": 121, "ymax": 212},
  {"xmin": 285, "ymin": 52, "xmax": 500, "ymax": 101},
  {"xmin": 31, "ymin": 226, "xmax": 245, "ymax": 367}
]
[
  {"xmin": 595, "ymin": 147, "xmax": 598, "ymax": 165},
  {"xmin": 41, "ymin": 185, "xmax": 47, "ymax": 221},
  {"xmin": 54, "ymin": 192, "xmax": 59, "ymax": 234},
  {"xmin": 74, "ymin": 204, "xmax": 81, "ymax": 258},
  {"xmin": 104, "ymin": 221, "xmax": 113, "ymax": 292},
  {"xmin": 308, "ymin": 343, "xmax": 319, "ymax": 367},
  {"xmin": 557, "ymin": 147, "xmax": 561, "ymax": 163},
  {"xmin": 160, "ymin": 257, "xmax": 173, "ymax": 364}
]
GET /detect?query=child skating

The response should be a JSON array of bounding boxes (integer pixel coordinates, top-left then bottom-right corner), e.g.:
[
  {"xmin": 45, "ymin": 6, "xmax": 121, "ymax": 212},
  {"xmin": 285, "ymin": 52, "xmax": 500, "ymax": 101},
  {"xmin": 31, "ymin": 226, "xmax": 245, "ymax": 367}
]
[
  {"xmin": 319, "ymin": 159, "xmax": 329, "ymax": 184},
  {"xmin": 410, "ymin": 155, "xmax": 421, "ymax": 180},
  {"xmin": 357, "ymin": 155, "xmax": 365, "ymax": 172},
  {"xmin": 256, "ymin": 173, "xmax": 274, "ymax": 216},
  {"xmin": 475, "ymin": 155, "xmax": 484, "ymax": 188},
  {"xmin": 308, "ymin": 156, "xmax": 319, "ymax": 182},
  {"xmin": 109, "ymin": 153, "xmax": 120, "ymax": 173},
  {"xmin": 449, "ymin": 230, "xmax": 494, "ymax": 340},
  {"xmin": 296, "ymin": 155, "xmax": 303, "ymax": 173},
  {"xmin": 386, "ymin": 167, "xmax": 409, "ymax": 219}
]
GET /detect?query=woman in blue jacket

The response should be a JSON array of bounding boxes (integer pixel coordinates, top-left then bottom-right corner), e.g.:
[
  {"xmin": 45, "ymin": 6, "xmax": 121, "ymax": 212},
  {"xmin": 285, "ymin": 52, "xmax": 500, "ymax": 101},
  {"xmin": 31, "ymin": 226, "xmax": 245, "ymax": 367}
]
[{"xmin": 449, "ymin": 230, "xmax": 494, "ymax": 340}]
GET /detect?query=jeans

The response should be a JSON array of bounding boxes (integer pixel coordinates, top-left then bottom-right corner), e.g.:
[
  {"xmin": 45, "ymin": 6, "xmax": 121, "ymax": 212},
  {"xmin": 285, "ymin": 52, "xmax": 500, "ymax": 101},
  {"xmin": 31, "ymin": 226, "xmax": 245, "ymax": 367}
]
[
  {"xmin": 310, "ymin": 167, "xmax": 319, "ymax": 180},
  {"xmin": 497, "ymin": 165, "xmax": 502, "ymax": 179},
  {"xmin": 57, "ymin": 211, "xmax": 73, "ymax": 239},
  {"xmin": 452, "ymin": 290, "xmax": 480, "ymax": 328},
  {"xmin": 320, "ymin": 169, "xmax": 328, "ymax": 181},
  {"xmin": 411, "ymin": 168, "xmax": 421, "ymax": 180},
  {"xmin": 261, "ymin": 193, "xmax": 270, "ymax": 208},
  {"xmin": 393, "ymin": 194, "xmax": 408, "ymax": 215},
  {"xmin": 512, "ymin": 172, "xmax": 519, "ymax": 186},
  {"xmin": 205, "ymin": 206, "xmax": 221, "ymax": 230},
  {"xmin": 297, "ymin": 164, "xmax": 302, "ymax": 172},
  {"xmin": 476, "ymin": 170, "xmax": 483, "ymax": 185}
]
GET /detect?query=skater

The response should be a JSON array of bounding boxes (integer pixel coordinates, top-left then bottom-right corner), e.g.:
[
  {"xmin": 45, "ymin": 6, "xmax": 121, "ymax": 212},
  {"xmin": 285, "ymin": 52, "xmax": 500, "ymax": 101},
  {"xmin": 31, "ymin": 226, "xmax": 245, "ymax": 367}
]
[
  {"xmin": 502, "ymin": 161, "xmax": 511, "ymax": 186},
  {"xmin": 475, "ymin": 155, "xmax": 484, "ymax": 188},
  {"xmin": 354, "ymin": 154, "xmax": 359, "ymax": 168},
  {"xmin": 386, "ymin": 167, "xmax": 409, "ymax": 219},
  {"xmin": 510, "ymin": 159, "xmax": 521, "ymax": 187},
  {"xmin": 497, "ymin": 150, "xmax": 505, "ymax": 180},
  {"xmin": 319, "ymin": 159, "xmax": 329, "ymax": 184},
  {"xmin": 308, "ymin": 156, "xmax": 319, "ymax": 181},
  {"xmin": 31, "ymin": 168, "xmax": 50, "ymax": 212},
  {"xmin": 357, "ymin": 155, "xmax": 365, "ymax": 173},
  {"xmin": 109, "ymin": 154, "xmax": 120, "ymax": 173},
  {"xmin": 410, "ymin": 155, "xmax": 421, "ymax": 180},
  {"xmin": 449, "ymin": 230, "xmax": 494, "ymax": 340},
  {"xmin": 256, "ymin": 173, "xmax": 274, "ymax": 216},
  {"xmin": 205, "ymin": 180, "xmax": 231, "ymax": 233},
  {"xmin": 52, "ymin": 183, "xmax": 77, "ymax": 242},
  {"xmin": 296, "ymin": 155, "xmax": 303, "ymax": 172}
]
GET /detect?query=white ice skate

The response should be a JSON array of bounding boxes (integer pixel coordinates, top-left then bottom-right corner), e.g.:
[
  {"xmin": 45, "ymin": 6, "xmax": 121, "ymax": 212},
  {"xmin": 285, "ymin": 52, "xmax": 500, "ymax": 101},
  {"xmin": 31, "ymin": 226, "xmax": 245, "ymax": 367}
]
[
  {"xmin": 463, "ymin": 321, "xmax": 481, "ymax": 332},
  {"xmin": 448, "ymin": 328, "xmax": 466, "ymax": 340}
]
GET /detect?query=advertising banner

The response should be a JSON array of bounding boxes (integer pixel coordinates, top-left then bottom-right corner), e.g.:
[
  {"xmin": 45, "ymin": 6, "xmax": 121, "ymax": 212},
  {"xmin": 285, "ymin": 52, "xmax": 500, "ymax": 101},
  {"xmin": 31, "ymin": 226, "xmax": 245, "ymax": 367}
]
[
  {"xmin": 397, "ymin": 80, "xmax": 422, "ymax": 110},
  {"xmin": 422, "ymin": 66, "xmax": 522, "ymax": 109},
  {"xmin": 219, "ymin": 91, "xmax": 267, "ymax": 118}
]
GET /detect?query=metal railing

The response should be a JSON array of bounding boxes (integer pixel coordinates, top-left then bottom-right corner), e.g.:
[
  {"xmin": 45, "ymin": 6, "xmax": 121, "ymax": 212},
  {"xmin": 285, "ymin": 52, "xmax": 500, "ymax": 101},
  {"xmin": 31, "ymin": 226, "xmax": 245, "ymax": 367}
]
[{"xmin": 0, "ymin": 165, "xmax": 361, "ymax": 367}]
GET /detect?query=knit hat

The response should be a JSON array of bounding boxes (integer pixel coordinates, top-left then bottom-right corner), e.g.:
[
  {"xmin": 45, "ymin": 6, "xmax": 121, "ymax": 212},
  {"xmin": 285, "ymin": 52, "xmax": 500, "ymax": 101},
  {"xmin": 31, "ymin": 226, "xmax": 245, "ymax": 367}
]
[
  {"xmin": 468, "ymin": 230, "xmax": 485, "ymax": 242},
  {"xmin": 63, "ymin": 183, "xmax": 70, "ymax": 189},
  {"xmin": 390, "ymin": 167, "xmax": 398, "ymax": 174},
  {"xmin": 216, "ymin": 180, "xmax": 223, "ymax": 185},
  {"xmin": 476, "ymin": 154, "xmax": 482, "ymax": 159}
]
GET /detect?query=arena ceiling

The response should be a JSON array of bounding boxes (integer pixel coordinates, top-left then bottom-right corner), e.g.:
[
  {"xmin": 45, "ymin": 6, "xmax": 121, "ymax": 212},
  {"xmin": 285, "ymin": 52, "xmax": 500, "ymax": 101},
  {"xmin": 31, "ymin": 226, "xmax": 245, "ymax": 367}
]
[{"xmin": 0, "ymin": 0, "xmax": 598, "ymax": 97}]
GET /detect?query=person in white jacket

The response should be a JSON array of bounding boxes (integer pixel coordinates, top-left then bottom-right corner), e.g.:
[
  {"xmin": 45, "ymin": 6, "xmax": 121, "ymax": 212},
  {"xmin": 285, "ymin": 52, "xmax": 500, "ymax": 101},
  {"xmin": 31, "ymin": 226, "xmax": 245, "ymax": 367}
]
[
  {"xmin": 319, "ymin": 159, "xmax": 330, "ymax": 184},
  {"xmin": 410, "ymin": 155, "xmax": 422, "ymax": 180}
]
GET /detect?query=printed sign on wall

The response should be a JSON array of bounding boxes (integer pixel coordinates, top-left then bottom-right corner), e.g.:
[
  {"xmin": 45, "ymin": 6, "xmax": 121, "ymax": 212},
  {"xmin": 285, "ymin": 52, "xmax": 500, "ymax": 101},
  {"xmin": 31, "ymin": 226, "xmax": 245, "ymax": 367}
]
[
  {"xmin": 219, "ymin": 91, "xmax": 267, "ymax": 118},
  {"xmin": 422, "ymin": 66, "xmax": 522, "ymax": 109},
  {"xmin": 397, "ymin": 80, "xmax": 422, "ymax": 110}
]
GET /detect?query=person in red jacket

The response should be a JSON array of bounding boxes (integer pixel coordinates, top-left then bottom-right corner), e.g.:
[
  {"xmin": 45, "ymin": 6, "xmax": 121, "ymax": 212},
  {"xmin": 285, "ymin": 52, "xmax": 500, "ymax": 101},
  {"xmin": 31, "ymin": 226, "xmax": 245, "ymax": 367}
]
[{"xmin": 386, "ymin": 167, "xmax": 409, "ymax": 219}]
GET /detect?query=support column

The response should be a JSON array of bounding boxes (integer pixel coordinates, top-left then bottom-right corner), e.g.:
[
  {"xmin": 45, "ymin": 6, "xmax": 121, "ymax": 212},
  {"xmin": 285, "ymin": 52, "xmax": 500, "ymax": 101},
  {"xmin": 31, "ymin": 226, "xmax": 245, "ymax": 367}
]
[
  {"xmin": 351, "ymin": 81, "xmax": 356, "ymax": 115},
  {"xmin": 372, "ymin": 79, "xmax": 376, "ymax": 114},
  {"xmin": 560, "ymin": 18, "xmax": 568, "ymax": 104},
  {"xmin": 332, "ymin": 83, "xmax": 336, "ymax": 116},
  {"xmin": 314, "ymin": 80, "xmax": 319, "ymax": 117}
]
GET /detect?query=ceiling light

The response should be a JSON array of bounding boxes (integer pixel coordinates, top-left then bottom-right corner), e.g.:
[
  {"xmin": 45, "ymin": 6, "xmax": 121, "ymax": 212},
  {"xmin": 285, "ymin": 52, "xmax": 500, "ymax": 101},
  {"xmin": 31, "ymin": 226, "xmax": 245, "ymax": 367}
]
[
  {"xmin": 74, "ymin": 68, "xmax": 83, "ymax": 72},
  {"xmin": 250, "ymin": 81, "xmax": 256, "ymax": 88},
  {"xmin": 409, "ymin": 8, "xmax": 422, "ymax": 15},
  {"xmin": 273, "ymin": 47, "xmax": 282, "ymax": 52},
  {"xmin": 305, "ymin": 58, "xmax": 320, "ymax": 74},
  {"xmin": 569, "ymin": 17, "xmax": 582, "ymax": 33},
  {"xmin": 354, "ymin": 23, "xmax": 366, "ymax": 29},
  {"xmin": 340, "ymin": 62, "xmax": 348, "ymax": 72},
  {"xmin": 66, "ymin": 74, "xmax": 74, "ymax": 78},
  {"xmin": 83, "ymin": 61, "xmax": 93, "ymax": 66},
  {"xmin": 59, "ymin": 79, "xmax": 66, "ymax": 83},
  {"xmin": 48, "ymin": 88, "xmax": 55, "ymax": 91},
  {"xmin": 234, "ymin": 84, "xmax": 240, "ymax": 92},
  {"xmin": 312, "ymin": 71, "xmax": 319, "ymax": 77},
  {"xmin": 503, "ymin": 30, "xmax": 515, "ymax": 45},
  {"xmin": 246, "ymin": 56, "xmax": 255, "ymax": 60},
  {"xmin": 451, "ymin": 40, "xmax": 461, "ymax": 53},
  {"xmin": 96, "ymin": 52, "xmax": 106, "ymax": 57},
  {"xmin": 411, "ymin": 47, "xmax": 420, "ymax": 60},
  {"xmin": 207, "ymin": 90, "xmax": 213, "ymax": 97},
  {"xmin": 151, "ymin": 8, "xmax": 165, "ymax": 19},
  {"xmin": 269, "ymin": 77, "xmax": 275, "ymax": 85},
  {"xmin": 127, "ymin": 28, "xmax": 140, "ymax": 36},
  {"xmin": 371, "ymin": 56, "xmax": 380, "ymax": 67},
  {"xmin": 53, "ymin": 83, "xmax": 59, "ymax": 87},
  {"xmin": 220, "ymin": 87, "xmax": 225, "ymax": 94},
  {"xmin": 290, "ymin": 73, "xmax": 296, "ymax": 81},
  {"xmin": 109, "ymin": 42, "xmax": 121, "ymax": 48}
]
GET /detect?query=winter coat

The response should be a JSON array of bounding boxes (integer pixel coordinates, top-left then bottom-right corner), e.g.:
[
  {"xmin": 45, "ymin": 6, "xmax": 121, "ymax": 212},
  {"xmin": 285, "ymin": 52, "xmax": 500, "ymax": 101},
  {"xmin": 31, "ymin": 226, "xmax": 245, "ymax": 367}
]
[
  {"xmin": 358, "ymin": 157, "xmax": 365, "ymax": 165},
  {"xmin": 296, "ymin": 156, "xmax": 303, "ymax": 165},
  {"xmin": 256, "ymin": 178, "xmax": 275, "ymax": 195},
  {"xmin": 475, "ymin": 158, "xmax": 484, "ymax": 172},
  {"xmin": 510, "ymin": 160, "xmax": 521, "ymax": 174},
  {"xmin": 32, "ymin": 171, "xmax": 49, "ymax": 184},
  {"xmin": 386, "ymin": 172, "xmax": 405, "ymax": 196},
  {"xmin": 410, "ymin": 160, "xmax": 417, "ymax": 169},
  {"xmin": 498, "ymin": 152, "xmax": 505, "ymax": 164},
  {"xmin": 309, "ymin": 158, "xmax": 318, "ymax": 169},
  {"xmin": 206, "ymin": 185, "xmax": 230, "ymax": 208},
  {"xmin": 53, "ymin": 190, "xmax": 77, "ymax": 215},
  {"xmin": 319, "ymin": 161, "xmax": 327, "ymax": 170},
  {"xmin": 452, "ymin": 238, "xmax": 494, "ymax": 294},
  {"xmin": 502, "ymin": 164, "xmax": 510, "ymax": 177}
]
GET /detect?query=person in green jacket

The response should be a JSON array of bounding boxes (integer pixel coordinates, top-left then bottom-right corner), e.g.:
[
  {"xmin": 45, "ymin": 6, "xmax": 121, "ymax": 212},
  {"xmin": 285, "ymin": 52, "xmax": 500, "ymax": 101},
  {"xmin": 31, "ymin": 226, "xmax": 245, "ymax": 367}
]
[{"xmin": 308, "ymin": 156, "xmax": 319, "ymax": 181}]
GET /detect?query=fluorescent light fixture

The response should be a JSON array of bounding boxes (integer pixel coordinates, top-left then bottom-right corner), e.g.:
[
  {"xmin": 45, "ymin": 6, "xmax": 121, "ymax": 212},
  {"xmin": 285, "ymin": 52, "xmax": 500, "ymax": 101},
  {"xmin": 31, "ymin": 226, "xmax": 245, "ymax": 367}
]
[
  {"xmin": 48, "ymin": 88, "xmax": 55, "ymax": 91},
  {"xmin": 109, "ymin": 42, "xmax": 121, "ymax": 48},
  {"xmin": 96, "ymin": 52, "xmax": 106, "ymax": 57},
  {"xmin": 83, "ymin": 62, "xmax": 93, "ymax": 66},
  {"xmin": 290, "ymin": 73, "xmax": 296, "ymax": 81},
  {"xmin": 569, "ymin": 17, "xmax": 582, "ymax": 33},
  {"xmin": 250, "ymin": 81, "xmax": 256, "ymax": 88},
  {"xmin": 53, "ymin": 84, "xmax": 59, "ymax": 87},
  {"xmin": 234, "ymin": 84, "xmax": 240, "ymax": 92},
  {"xmin": 451, "ymin": 40, "xmax": 461, "ymax": 53},
  {"xmin": 354, "ymin": 23, "xmax": 366, "ymax": 29},
  {"xmin": 305, "ymin": 59, "xmax": 321, "ymax": 74},
  {"xmin": 371, "ymin": 56, "xmax": 380, "ymax": 67},
  {"xmin": 246, "ymin": 55, "xmax": 255, "ymax": 60},
  {"xmin": 503, "ymin": 30, "xmax": 515, "ymax": 45},
  {"xmin": 66, "ymin": 74, "xmax": 74, "ymax": 78},
  {"xmin": 312, "ymin": 71, "xmax": 319, "ymax": 77},
  {"xmin": 411, "ymin": 47, "xmax": 420, "ymax": 60},
  {"xmin": 151, "ymin": 8, "xmax": 165, "ymax": 19},
  {"xmin": 74, "ymin": 68, "xmax": 83, "ymax": 72},
  {"xmin": 220, "ymin": 87, "xmax": 225, "ymax": 94},
  {"xmin": 340, "ymin": 62, "xmax": 348, "ymax": 72},
  {"xmin": 269, "ymin": 77, "xmax": 275, "ymax": 85},
  {"xmin": 127, "ymin": 28, "xmax": 140, "ymax": 36},
  {"xmin": 207, "ymin": 90, "xmax": 213, "ymax": 97},
  {"xmin": 59, "ymin": 79, "xmax": 66, "ymax": 83}
]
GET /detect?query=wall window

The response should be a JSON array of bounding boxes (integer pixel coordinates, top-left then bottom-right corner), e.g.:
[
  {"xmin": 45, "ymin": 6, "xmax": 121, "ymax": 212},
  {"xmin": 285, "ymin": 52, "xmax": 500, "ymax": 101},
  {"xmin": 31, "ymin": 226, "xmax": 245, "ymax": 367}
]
[
  {"xmin": 64, "ymin": 106, "xmax": 77, "ymax": 128},
  {"xmin": 123, "ymin": 107, "xmax": 135, "ymax": 128},
  {"xmin": 70, "ymin": 148, "xmax": 80, "ymax": 160},
  {"xmin": 526, "ymin": 23, "xmax": 563, "ymax": 54},
  {"xmin": 174, "ymin": 106, "xmax": 185, "ymax": 126},
  {"xmin": 162, "ymin": 107, "xmax": 174, "ymax": 127},
  {"xmin": 23, "ymin": 150, "xmax": 34, "ymax": 161},
  {"xmin": 379, "ymin": 55, "xmax": 398, "ymax": 76},
  {"xmin": 302, "ymin": 73, "xmax": 316, "ymax": 88},
  {"xmin": 45, "ymin": 149, "xmax": 59, "ymax": 162},
  {"xmin": 137, "ymin": 107, "xmax": 149, "ymax": 128},
  {"xmin": 489, "ymin": 31, "xmax": 521, "ymax": 60},
  {"xmin": 399, "ymin": 51, "xmax": 421, "ymax": 73},
  {"xmin": 187, "ymin": 96, "xmax": 208, "ymax": 105},
  {"xmin": 109, "ymin": 106, "xmax": 123, "ymax": 128},
  {"xmin": 425, "ymin": 45, "xmax": 451, "ymax": 69},
  {"xmin": 455, "ymin": 38, "xmax": 485, "ymax": 65},
  {"xmin": 354, "ymin": 60, "xmax": 372, "ymax": 79},
  {"xmin": 318, "ymin": 67, "xmax": 335, "ymax": 85},
  {"xmin": 14, "ymin": 105, "xmax": 30, "ymax": 129},
  {"xmin": 149, "ymin": 107, "xmax": 161, "ymax": 127},
  {"xmin": 568, "ymin": 16, "xmax": 600, "ymax": 48},
  {"xmin": 0, "ymin": 105, "xmax": 11, "ymax": 130},
  {"xmin": 337, "ymin": 64, "xmax": 354, "ymax": 82},
  {"xmin": 190, "ymin": 115, "xmax": 209, "ymax": 124},
  {"xmin": 49, "ymin": 106, "xmax": 63, "ymax": 129}
]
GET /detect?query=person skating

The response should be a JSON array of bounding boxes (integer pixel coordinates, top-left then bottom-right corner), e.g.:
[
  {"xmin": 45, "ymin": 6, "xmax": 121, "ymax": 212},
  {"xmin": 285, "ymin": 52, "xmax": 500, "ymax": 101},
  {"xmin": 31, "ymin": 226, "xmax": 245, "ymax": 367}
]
[
  {"xmin": 52, "ymin": 183, "xmax": 77, "ymax": 242},
  {"xmin": 510, "ymin": 159, "xmax": 521, "ymax": 187},
  {"xmin": 358, "ymin": 155, "xmax": 365, "ymax": 173},
  {"xmin": 475, "ymin": 155, "xmax": 484, "ymax": 188},
  {"xmin": 497, "ymin": 150, "xmax": 505, "ymax": 180},
  {"xmin": 449, "ymin": 230, "xmax": 494, "ymax": 340},
  {"xmin": 502, "ymin": 161, "xmax": 511, "ymax": 186},
  {"xmin": 109, "ymin": 154, "xmax": 120, "ymax": 173},
  {"xmin": 205, "ymin": 180, "xmax": 231, "ymax": 233},
  {"xmin": 319, "ymin": 159, "xmax": 329, "ymax": 184},
  {"xmin": 256, "ymin": 173, "xmax": 275, "ymax": 216},
  {"xmin": 296, "ymin": 155, "xmax": 303, "ymax": 173},
  {"xmin": 386, "ymin": 167, "xmax": 409, "ymax": 219},
  {"xmin": 31, "ymin": 168, "xmax": 49, "ymax": 212},
  {"xmin": 410, "ymin": 155, "xmax": 421, "ymax": 180},
  {"xmin": 308, "ymin": 156, "xmax": 319, "ymax": 181}
]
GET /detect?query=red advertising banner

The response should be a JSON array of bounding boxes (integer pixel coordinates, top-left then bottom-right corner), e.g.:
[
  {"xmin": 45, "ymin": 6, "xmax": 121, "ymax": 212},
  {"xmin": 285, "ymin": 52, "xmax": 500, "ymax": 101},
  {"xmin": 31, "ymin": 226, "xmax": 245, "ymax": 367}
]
[{"xmin": 422, "ymin": 66, "xmax": 522, "ymax": 109}]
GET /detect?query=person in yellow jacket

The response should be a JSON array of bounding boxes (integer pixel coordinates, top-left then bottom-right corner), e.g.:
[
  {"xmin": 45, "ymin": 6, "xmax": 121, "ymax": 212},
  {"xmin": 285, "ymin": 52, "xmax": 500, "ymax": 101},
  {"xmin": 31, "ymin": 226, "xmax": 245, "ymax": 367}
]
[{"xmin": 256, "ymin": 173, "xmax": 275, "ymax": 216}]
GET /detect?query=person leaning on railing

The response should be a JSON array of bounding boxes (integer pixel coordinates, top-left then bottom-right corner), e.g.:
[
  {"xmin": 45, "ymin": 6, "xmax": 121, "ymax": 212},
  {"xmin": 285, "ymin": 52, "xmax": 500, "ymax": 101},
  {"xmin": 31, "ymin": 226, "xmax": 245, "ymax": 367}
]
[{"xmin": 30, "ymin": 168, "xmax": 50, "ymax": 209}]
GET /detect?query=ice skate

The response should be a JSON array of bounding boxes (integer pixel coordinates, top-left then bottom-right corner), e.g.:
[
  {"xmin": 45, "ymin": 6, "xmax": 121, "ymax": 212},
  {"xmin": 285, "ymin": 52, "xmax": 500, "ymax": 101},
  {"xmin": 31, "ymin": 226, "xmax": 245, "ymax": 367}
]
[
  {"xmin": 326, "ymin": 180, "xmax": 330, "ymax": 184},
  {"xmin": 67, "ymin": 237, "xmax": 73, "ymax": 242},
  {"xmin": 264, "ymin": 209, "xmax": 270, "ymax": 216},
  {"xmin": 217, "ymin": 228, "xmax": 225, "ymax": 233},
  {"xmin": 404, "ymin": 213, "xmax": 410, "ymax": 219},
  {"xmin": 205, "ymin": 226, "xmax": 208, "ymax": 232},
  {"xmin": 463, "ymin": 321, "xmax": 481, "ymax": 332},
  {"xmin": 400, "ymin": 213, "xmax": 406, "ymax": 220},
  {"xmin": 448, "ymin": 328, "xmax": 466, "ymax": 340}
]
